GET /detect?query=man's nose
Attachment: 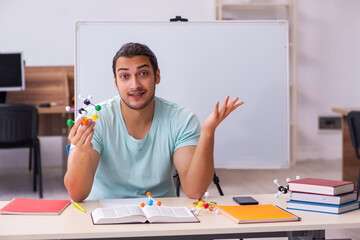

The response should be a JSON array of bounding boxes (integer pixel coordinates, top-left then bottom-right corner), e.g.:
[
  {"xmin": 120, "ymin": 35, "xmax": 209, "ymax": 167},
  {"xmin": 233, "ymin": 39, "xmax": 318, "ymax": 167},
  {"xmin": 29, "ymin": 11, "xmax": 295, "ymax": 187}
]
[{"xmin": 129, "ymin": 76, "xmax": 141, "ymax": 88}]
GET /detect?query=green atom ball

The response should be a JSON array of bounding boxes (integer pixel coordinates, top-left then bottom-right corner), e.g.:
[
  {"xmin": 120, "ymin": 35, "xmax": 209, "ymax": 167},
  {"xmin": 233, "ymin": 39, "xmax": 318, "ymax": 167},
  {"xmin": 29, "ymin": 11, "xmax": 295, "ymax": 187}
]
[
  {"xmin": 67, "ymin": 119, "xmax": 74, "ymax": 126},
  {"xmin": 95, "ymin": 105, "xmax": 101, "ymax": 111}
]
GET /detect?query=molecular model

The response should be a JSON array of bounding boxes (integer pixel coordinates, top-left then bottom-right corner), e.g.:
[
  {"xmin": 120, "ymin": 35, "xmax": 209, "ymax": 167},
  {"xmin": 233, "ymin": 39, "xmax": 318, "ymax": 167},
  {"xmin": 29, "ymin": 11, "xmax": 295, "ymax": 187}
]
[
  {"xmin": 274, "ymin": 176, "xmax": 300, "ymax": 198},
  {"xmin": 191, "ymin": 192, "xmax": 219, "ymax": 216},
  {"xmin": 140, "ymin": 192, "xmax": 162, "ymax": 207},
  {"xmin": 65, "ymin": 95, "xmax": 101, "ymax": 126}
]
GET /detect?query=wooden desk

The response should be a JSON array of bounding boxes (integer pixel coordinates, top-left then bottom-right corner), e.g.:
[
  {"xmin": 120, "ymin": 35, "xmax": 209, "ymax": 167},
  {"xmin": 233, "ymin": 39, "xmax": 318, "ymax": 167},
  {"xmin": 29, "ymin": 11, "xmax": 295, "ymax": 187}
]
[
  {"xmin": 36, "ymin": 106, "xmax": 71, "ymax": 136},
  {"xmin": 332, "ymin": 107, "xmax": 360, "ymax": 183},
  {"xmin": 6, "ymin": 66, "xmax": 74, "ymax": 137},
  {"xmin": 1, "ymin": 194, "xmax": 359, "ymax": 240}
]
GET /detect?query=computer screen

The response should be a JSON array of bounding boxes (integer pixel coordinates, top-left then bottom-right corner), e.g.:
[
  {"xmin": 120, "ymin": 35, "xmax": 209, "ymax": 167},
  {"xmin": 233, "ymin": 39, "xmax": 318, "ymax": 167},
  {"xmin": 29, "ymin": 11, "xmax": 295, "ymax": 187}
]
[{"xmin": 0, "ymin": 53, "xmax": 25, "ymax": 91}]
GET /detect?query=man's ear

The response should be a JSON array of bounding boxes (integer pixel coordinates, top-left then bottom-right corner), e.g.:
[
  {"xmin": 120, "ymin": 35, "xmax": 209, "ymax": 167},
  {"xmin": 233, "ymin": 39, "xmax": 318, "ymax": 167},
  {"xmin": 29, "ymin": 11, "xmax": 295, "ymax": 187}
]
[
  {"xmin": 114, "ymin": 75, "xmax": 119, "ymax": 91},
  {"xmin": 155, "ymin": 68, "xmax": 160, "ymax": 85}
]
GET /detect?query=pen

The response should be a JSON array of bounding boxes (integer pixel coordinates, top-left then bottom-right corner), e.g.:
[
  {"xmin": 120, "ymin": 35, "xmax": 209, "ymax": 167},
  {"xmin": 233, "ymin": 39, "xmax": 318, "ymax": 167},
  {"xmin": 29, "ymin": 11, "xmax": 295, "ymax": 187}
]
[{"xmin": 74, "ymin": 202, "xmax": 86, "ymax": 213}]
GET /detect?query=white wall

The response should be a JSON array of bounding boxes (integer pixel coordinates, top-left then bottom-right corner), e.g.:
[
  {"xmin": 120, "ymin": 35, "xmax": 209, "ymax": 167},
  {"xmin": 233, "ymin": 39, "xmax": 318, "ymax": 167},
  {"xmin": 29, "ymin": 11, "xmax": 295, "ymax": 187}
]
[
  {"xmin": 0, "ymin": 0, "xmax": 215, "ymax": 168},
  {"xmin": 296, "ymin": 0, "xmax": 360, "ymax": 160},
  {"xmin": 1, "ymin": 0, "xmax": 359, "ymax": 167},
  {"xmin": 0, "ymin": 0, "xmax": 215, "ymax": 66}
]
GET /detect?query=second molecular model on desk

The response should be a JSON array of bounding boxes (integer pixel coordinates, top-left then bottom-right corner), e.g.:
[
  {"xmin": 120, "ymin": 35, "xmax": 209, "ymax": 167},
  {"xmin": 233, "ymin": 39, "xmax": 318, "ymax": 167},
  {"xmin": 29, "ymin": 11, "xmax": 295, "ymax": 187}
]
[
  {"xmin": 140, "ymin": 192, "xmax": 162, "ymax": 207},
  {"xmin": 65, "ymin": 95, "xmax": 101, "ymax": 126},
  {"xmin": 191, "ymin": 192, "xmax": 219, "ymax": 216},
  {"xmin": 274, "ymin": 176, "xmax": 300, "ymax": 198}
]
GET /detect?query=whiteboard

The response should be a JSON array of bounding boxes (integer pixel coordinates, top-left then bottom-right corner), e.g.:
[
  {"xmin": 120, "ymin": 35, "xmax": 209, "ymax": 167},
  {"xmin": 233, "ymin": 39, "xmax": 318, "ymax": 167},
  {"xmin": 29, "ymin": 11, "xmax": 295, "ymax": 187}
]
[{"xmin": 75, "ymin": 21, "xmax": 289, "ymax": 169}]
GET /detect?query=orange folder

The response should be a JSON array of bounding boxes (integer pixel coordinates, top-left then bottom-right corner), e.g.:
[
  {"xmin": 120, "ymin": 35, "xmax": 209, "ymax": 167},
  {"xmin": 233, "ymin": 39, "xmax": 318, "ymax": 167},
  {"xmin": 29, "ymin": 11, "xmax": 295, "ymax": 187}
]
[{"xmin": 217, "ymin": 204, "xmax": 300, "ymax": 224}]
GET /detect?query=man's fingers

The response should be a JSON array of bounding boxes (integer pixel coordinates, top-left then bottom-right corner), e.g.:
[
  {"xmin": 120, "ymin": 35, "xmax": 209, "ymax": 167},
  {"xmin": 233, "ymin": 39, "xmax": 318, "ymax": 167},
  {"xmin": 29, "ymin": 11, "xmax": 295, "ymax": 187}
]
[
  {"xmin": 219, "ymin": 96, "xmax": 230, "ymax": 115},
  {"xmin": 227, "ymin": 97, "xmax": 239, "ymax": 109},
  {"xmin": 84, "ymin": 128, "xmax": 95, "ymax": 147},
  {"xmin": 235, "ymin": 101, "xmax": 244, "ymax": 108},
  {"xmin": 78, "ymin": 121, "xmax": 95, "ymax": 146},
  {"xmin": 226, "ymin": 101, "xmax": 243, "ymax": 116},
  {"xmin": 225, "ymin": 97, "xmax": 240, "ymax": 115},
  {"xmin": 214, "ymin": 101, "xmax": 219, "ymax": 117},
  {"xmin": 69, "ymin": 118, "xmax": 95, "ymax": 149},
  {"xmin": 68, "ymin": 117, "xmax": 84, "ymax": 140},
  {"xmin": 214, "ymin": 96, "xmax": 244, "ymax": 121},
  {"xmin": 219, "ymin": 96, "xmax": 241, "ymax": 117}
]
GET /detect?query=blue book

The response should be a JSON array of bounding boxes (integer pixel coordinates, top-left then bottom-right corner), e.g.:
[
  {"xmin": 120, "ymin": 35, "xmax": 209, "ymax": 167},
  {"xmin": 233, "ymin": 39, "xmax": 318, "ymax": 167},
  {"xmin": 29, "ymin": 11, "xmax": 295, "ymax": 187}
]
[{"xmin": 286, "ymin": 200, "xmax": 359, "ymax": 214}]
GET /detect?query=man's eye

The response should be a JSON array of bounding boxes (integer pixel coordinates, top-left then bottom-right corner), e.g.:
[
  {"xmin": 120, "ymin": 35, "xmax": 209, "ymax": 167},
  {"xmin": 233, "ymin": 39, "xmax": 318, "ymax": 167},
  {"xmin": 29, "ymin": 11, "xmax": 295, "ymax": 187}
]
[
  {"xmin": 120, "ymin": 74, "xmax": 128, "ymax": 79},
  {"xmin": 138, "ymin": 71, "xmax": 148, "ymax": 77}
]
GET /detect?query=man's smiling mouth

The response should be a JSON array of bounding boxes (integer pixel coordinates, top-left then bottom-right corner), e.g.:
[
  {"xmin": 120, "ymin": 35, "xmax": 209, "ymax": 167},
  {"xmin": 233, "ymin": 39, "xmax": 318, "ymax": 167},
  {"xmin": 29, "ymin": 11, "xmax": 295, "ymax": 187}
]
[{"xmin": 129, "ymin": 91, "xmax": 146, "ymax": 97}]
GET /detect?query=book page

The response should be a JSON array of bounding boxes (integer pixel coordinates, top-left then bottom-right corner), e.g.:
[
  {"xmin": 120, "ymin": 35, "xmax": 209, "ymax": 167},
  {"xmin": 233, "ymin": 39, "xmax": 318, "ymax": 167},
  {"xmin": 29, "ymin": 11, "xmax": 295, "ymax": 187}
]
[
  {"xmin": 114, "ymin": 205, "xmax": 144, "ymax": 217},
  {"xmin": 142, "ymin": 206, "xmax": 194, "ymax": 219},
  {"xmin": 95, "ymin": 206, "xmax": 144, "ymax": 218},
  {"xmin": 92, "ymin": 206, "xmax": 146, "ymax": 224}
]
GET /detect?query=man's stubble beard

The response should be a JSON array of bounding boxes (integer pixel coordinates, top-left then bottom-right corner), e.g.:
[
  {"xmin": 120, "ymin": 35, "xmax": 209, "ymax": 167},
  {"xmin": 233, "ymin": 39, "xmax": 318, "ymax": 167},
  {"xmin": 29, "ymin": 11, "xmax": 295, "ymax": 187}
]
[
  {"xmin": 120, "ymin": 91, "xmax": 155, "ymax": 110},
  {"xmin": 118, "ymin": 82, "xmax": 157, "ymax": 110}
]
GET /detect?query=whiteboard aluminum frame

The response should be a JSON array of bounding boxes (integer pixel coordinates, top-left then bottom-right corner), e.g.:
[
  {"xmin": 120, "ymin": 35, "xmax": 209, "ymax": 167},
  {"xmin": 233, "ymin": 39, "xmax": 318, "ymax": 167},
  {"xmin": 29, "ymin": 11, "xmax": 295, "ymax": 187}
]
[{"xmin": 75, "ymin": 20, "xmax": 290, "ymax": 169}]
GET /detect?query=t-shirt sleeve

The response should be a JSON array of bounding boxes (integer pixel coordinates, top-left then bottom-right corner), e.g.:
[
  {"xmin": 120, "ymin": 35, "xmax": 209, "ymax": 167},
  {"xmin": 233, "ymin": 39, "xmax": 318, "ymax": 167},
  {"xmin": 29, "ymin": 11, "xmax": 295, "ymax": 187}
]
[{"xmin": 174, "ymin": 107, "xmax": 201, "ymax": 150}]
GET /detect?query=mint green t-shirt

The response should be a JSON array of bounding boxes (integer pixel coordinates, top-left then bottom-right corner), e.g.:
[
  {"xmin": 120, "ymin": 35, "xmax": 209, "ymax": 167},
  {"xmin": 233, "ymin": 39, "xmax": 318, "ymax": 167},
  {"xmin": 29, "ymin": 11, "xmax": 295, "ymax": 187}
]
[{"xmin": 86, "ymin": 95, "xmax": 201, "ymax": 200}]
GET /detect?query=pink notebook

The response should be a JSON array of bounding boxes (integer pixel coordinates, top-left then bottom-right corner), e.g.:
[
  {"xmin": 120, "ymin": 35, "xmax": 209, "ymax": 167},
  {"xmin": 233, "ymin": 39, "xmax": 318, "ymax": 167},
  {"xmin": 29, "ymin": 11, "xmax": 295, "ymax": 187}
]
[{"xmin": 0, "ymin": 198, "xmax": 71, "ymax": 215}]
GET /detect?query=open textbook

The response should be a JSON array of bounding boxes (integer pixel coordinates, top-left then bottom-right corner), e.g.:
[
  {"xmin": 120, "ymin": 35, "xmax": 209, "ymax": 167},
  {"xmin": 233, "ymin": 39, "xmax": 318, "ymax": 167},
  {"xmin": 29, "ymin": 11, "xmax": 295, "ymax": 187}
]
[{"xmin": 91, "ymin": 205, "xmax": 199, "ymax": 224}]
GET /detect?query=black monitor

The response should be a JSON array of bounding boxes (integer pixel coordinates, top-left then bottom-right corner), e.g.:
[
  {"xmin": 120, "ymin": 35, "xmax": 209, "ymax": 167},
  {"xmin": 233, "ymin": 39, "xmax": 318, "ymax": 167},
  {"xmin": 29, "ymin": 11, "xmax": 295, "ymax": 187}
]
[{"xmin": 0, "ymin": 53, "xmax": 25, "ymax": 103}]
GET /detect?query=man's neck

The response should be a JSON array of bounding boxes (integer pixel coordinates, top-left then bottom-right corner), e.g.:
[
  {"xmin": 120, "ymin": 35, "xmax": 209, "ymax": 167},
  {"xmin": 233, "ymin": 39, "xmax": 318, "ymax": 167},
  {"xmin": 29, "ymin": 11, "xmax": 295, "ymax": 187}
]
[{"xmin": 120, "ymin": 98, "xmax": 155, "ymax": 139}]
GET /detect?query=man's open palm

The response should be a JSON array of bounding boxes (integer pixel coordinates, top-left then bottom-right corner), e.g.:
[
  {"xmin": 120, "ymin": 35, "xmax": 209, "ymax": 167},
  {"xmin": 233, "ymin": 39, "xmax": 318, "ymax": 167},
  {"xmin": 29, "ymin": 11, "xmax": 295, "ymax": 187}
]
[{"xmin": 202, "ymin": 96, "xmax": 244, "ymax": 133}]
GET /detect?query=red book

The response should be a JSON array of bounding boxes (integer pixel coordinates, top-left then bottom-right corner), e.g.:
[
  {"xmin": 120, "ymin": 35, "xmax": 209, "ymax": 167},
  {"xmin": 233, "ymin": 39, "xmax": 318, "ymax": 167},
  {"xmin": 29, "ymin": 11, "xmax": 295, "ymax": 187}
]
[
  {"xmin": 0, "ymin": 198, "xmax": 71, "ymax": 215},
  {"xmin": 288, "ymin": 178, "xmax": 355, "ymax": 196}
]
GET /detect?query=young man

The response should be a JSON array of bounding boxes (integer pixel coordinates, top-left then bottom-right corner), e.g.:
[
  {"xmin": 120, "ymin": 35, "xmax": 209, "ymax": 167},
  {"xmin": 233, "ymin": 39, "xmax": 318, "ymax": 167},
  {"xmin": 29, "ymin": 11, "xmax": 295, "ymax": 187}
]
[{"xmin": 64, "ymin": 42, "xmax": 242, "ymax": 202}]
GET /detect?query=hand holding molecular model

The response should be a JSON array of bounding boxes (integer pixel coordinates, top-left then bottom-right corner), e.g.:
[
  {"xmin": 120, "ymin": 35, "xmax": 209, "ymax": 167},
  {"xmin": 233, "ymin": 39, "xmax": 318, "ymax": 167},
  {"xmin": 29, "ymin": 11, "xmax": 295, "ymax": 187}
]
[{"xmin": 66, "ymin": 95, "xmax": 101, "ymax": 126}]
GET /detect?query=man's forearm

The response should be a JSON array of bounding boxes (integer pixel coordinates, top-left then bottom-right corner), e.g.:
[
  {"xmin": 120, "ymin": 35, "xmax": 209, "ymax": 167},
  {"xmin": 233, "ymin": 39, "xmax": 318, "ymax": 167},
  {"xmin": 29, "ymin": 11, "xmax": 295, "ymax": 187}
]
[
  {"xmin": 181, "ymin": 130, "xmax": 215, "ymax": 199},
  {"xmin": 64, "ymin": 149, "xmax": 99, "ymax": 202}
]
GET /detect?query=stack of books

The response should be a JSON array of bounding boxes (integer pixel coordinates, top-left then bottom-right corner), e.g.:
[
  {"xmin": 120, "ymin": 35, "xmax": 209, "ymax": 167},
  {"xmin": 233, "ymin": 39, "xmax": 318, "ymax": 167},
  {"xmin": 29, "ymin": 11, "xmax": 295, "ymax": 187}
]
[{"xmin": 286, "ymin": 178, "xmax": 359, "ymax": 214}]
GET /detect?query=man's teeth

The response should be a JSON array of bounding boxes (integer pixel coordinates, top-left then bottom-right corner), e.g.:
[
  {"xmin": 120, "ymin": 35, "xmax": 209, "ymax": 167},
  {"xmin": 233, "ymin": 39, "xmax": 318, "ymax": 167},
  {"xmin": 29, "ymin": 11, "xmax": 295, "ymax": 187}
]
[{"xmin": 131, "ymin": 92, "xmax": 144, "ymax": 96}]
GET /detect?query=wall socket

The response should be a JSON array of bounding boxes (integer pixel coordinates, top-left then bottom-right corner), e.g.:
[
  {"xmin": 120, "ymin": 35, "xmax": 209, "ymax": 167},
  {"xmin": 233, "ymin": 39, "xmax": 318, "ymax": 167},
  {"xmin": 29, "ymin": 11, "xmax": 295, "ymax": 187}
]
[{"xmin": 318, "ymin": 116, "xmax": 342, "ymax": 130}]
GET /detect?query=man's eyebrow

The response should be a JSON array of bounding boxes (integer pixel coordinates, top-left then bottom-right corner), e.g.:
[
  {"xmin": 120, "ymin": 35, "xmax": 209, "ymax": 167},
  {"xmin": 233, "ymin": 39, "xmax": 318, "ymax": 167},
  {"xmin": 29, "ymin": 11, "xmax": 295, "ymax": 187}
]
[
  {"xmin": 137, "ymin": 64, "xmax": 150, "ymax": 69},
  {"xmin": 117, "ymin": 64, "xmax": 150, "ymax": 72},
  {"xmin": 117, "ymin": 67, "xmax": 129, "ymax": 72}
]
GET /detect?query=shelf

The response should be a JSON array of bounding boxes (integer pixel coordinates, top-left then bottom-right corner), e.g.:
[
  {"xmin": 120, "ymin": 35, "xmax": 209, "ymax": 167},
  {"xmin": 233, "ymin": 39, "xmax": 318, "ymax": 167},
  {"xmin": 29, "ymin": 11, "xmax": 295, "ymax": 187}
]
[{"xmin": 220, "ymin": 3, "xmax": 290, "ymax": 8}]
